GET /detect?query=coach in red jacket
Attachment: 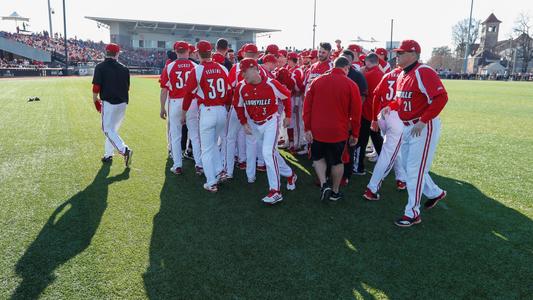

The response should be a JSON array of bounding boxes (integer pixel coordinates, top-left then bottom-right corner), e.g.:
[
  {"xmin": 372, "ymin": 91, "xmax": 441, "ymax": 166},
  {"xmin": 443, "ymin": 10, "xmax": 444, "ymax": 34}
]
[{"xmin": 303, "ymin": 56, "xmax": 362, "ymax": 201}]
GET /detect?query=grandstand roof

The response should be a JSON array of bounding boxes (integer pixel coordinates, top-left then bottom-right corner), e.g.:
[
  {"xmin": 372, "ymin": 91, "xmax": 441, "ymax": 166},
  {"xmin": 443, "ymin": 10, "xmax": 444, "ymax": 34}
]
[{"xmin": 85, "ymin": 16, "xmax": 280, "ymax": 35}]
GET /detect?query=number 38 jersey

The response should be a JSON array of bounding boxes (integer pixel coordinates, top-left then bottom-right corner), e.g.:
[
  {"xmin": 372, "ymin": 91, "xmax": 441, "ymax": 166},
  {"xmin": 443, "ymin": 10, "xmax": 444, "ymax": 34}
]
[
  {"xmin": 393, "ymin": 63, "xmax": 448, "ymax": 122},
  {"xmin": 183, "ymin": 61, "xmax": 232, "ymax": 110},
  {"xmin": 159, "ymin": 58, "xmax": 196, "ymax": 99}
]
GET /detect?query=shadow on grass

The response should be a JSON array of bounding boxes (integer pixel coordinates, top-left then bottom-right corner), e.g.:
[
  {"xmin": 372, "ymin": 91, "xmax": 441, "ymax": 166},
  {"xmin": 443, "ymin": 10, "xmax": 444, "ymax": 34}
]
[
  {"xmin": 144, "ymin": 159, "xmax": 532, "ymax": 299},
  {"xmin": 11, "ymin": 164, "xmax": 129, "ymax": 300}
]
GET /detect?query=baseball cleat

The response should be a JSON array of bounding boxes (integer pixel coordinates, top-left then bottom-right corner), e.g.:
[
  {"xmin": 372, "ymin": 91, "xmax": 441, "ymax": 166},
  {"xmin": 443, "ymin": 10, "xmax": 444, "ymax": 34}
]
[
  {"xmin": 170, "ymin": 166, "xmax": 183, "ymax": 175},
  {"xmin": 363, "ymin": 188, "xmax": 380, "ymax": 201},
  {"xmin": 203, "ymin": 183, "xmax": 218, "ymax": 193},
  {"xmin": 396, "ymin": 180, "xmax": 407, "ymax": 191},
  {"xmin": 236, "ymin": 161, "xmax": 247, "ymax": 170},
  {"xmin": 353, "ymin": 170, "xmax": 366, "ymax": 176},
  {"xmin": 320, "ymin": 184, "xmax": 332, "ymax": 202},
  {"xmin": 286, "ymin": 173, "xmax": 297, "ymax": 190},
  {"xmin": 256, "ymin": 164, "xmax": 266, "ymax": 172},
  {"xmin": 216, "ymin": 171, "xmax": 230, "ymax": 183},
  {"xmin": 124, "ymin": 147, "xmax": 133, "ymax": 168},
  {"xmin": 101, "ymin": 156, "xmax": 113, "ymax": 163},
  {"xmin": 262, "ymin": 190, "xmax": 283, "ymax": 205},
  {"xmin": 329, "ymin": 191, "xmax": 344, "ymax": 202},
  {"xmin": 195, "ymin": 166, "xmax": 204, "ymax": 176},
  {"xmin": 247, "ymin": 177, "xmax": 256, "ymax": 184},
  {"xmin": 424, "ymin": 190, "xmax": 447, "ymax": 210},
  {"xmin": 395, "ymin": 215, "xmax": 422, "ymax": 227},
  {"xmin": 182, "ymin": 150, "xmax": 194, "ymax": 160},
  {"xmin": 368, "ymin": 155, "xmax": 378, "ymax": 163},
  {"xmin": 296, "ymin": 147, "xmax": 308, "ymax": 155}
]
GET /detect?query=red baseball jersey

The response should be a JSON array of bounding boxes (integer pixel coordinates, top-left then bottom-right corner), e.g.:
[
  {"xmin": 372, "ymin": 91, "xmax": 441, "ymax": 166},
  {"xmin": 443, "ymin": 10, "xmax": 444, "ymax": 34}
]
[
  {"xmin": 372, "ymin": 67, "xmax": 402, "ymax": 121},
  {"xmin": 305, "ymin": 60, "xmax": 333, "ymax": 88},
  {"xmin": 159, "ymin": 58, "xmax": 197, "ymax": 99},
  {"xmin": 393, "ymin": 63, "xmax": 448, "ymax": 122},
  {"xmin": 362, "ymin": 66, "xmax": 384, "ymax": 121},
  {"xmin": 183, "ymin": 61, "xmax": 232, "ymax": 110},
  {"xmin": 378, "ymin": 58, "xmax": 391, "ymax": 74},
  {"xmin": 289, "ymin": 65, "xmax": 305, "ymax": 94},
  {"xmin": 234, "ymin": 77, "xmax": 292, "ymax": 124}
]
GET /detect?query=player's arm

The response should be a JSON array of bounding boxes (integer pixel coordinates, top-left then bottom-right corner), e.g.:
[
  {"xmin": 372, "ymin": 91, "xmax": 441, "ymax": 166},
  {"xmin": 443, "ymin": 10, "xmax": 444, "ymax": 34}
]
[
  {"xmin": 419, "ymin": 72, "xmax": 448, "ymax": 123},
  {"xmin": 349, "ymin": 83, "xmax": 363, "ymax": 140},
  {"xmin": 303, "ymin": 82, "xmax": 314, "ymax": 140},
  {"xmin": 271, "ymin": 79, "xmax": 292, "ymax": 121},
  {"xmin": 91, "ymin": 65, "xmax": 102, "ymax": 103},
  {"xmin": 159, "ymin": 66, "xmax": 170, "ymax": 119}
]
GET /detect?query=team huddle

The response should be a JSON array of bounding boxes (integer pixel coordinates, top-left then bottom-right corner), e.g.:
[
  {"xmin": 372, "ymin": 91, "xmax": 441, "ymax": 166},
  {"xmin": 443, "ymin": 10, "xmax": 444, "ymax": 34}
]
[{"xmin": 92, "ymin": 37, "xmax": 449, "ymax": 227}]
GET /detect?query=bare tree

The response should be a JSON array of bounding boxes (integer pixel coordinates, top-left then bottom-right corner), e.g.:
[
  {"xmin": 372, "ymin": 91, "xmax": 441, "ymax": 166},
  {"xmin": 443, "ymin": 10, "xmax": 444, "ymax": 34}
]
[
  {"xmin": 513, "ymin": 12, "xmax": 533, "ymax": 73},
  {"xmin": 428, "ymin": 46, "xmax": 462, "ymax": 72},
  {"xmin": 452, "ymin": 18, "xmax": 481, "ymax": 58}
]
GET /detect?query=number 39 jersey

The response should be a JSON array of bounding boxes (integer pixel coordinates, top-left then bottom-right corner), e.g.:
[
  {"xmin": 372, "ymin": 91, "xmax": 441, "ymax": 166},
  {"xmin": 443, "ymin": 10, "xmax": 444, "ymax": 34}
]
[
  {"xmin": 159, "ymin": 59, "xmax": 197, "ymax": 99},
  {"xmin": 393, "ymin": 63, "xmax": 447, "ymax": 121},
  {"xmin": 183, "ymin": 61, "xmax": 232, "ymax": 110}
]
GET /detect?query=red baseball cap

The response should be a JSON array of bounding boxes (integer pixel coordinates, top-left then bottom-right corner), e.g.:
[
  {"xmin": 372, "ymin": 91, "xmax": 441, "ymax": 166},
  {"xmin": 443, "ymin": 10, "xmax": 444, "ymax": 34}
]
[
  {"xmin": 188, "ymin": 44, "xmax": 196, "ymax": 53},
  {"xmin": 375, "ymin": 48, "xmax": 388, "ymax": 57},
  {"xmin": 243, "ymin": 43, "xmax": 258, "ymax": 53},
  {"xmin": 278, "ymin": 49, "xmax": 288, "ymax": 58},
  {"xmin": 240, "ymin": 58, "xmax": 259, "ymax": 72},
  {"xmin": 212, "ymin": 53, "xmax": 225, "ymax": 64},
  {"xmin": 308, "ymin": 49, "xmax": 318, "ymax": 59},
  {"xmin": 262, "ymin": 54, "xmax": 277, "ymax": 64},
  {"xmin": 300, "ymin": 50, "xmax": 309, "ymax": 58},
  {"xmin": 266, "ymin": 44, "xmax": 279, "ymax": 56},
  {"xmin": 105, "ymin": 43, "xmax": 120, "ymax": 54},
  {"xmin": 173, "ymin": 41, "xmax": 189, "ymax": 51},
  {"xmin": 359, "ymin": 54, "xmax": 366, "ymax": 62},
  {"xmin": 288, "ymin": 52, "xmax": 299, "ymax": 60},
  {"xmin": 393, "ymin": 40, "xmax": 421, "ymax": 53},
  {"xmin": 348, "ymin": 44, "xmax": 362, "ymax": 53},
  {"xmin": 196, "ymin": 40, "xmax": 212, "ymax": 53}
]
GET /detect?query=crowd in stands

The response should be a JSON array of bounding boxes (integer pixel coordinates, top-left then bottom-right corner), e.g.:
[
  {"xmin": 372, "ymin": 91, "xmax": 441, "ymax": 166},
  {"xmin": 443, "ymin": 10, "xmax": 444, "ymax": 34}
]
[{"xmin": 0, "ymin": 31, "xmax": 166, "ymax": 68}]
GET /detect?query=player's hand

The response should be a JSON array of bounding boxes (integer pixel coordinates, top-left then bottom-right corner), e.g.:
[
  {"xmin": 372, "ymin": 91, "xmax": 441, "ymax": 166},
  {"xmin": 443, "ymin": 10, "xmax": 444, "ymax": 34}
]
[
  {"xmin": 243, "ymin": 123, "xmax": 253, "ymax": 135},
  {"xmin": 370, "ymin": 120, "xmax": 379, "ymax": 132},
  {"xmin": 411, "ymin": 121, "xmax": 426, "ymax": 137},
  {"xmin": 180, "ymin": 113, "xmax": 186, "ymax": 125},
  {"xmin": 94, "ymin": 99, "xmax": 102, "ymax": 113},
  {"xmin": 305, "ymin": 131, "xmax": 313, "ymax": 142},
  {"xmin": 349, "ymin": 136, "xmax": 358, "ymax": 147},
  {"xmin": 160, "ymin": 108, "xmax": 167, "ymax": 120},
  {"xmin": 379, "ymin": 106, "xmax": 391, "ymax": 119},
  {"xmin": 283, "ymin": 117, "xmax": 290, "ymax": 128}
]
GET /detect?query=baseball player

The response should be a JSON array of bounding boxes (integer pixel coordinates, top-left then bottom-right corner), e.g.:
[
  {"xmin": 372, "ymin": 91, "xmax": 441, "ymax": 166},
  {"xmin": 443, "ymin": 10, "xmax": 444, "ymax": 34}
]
[
  {"xmin": 305, "ymin": 43, "xmax": 333, "ymax": 89},
  {"xmin": 347, "ymin": 44, "xmax": 364, "ymax": 71},
  {"xmin": 286, "ymin": 52, "xmax": 306, "ymax": 152},
  {"xmin": 183, "ymin": 40, "xmax": 232, "ymax": 192},
  {"xmin": 234, "ymin": 58, "xmax": 297, "ymax": 205},
  {"xmin": 381, "ymin": 40, "xmax": 448, "ymax": 227},
  {"xmin": 363, "ymin": 67, "xmax": 407, "ymax": 200},
  {"xmin": 375, "ymin": 48, "xmax": 391, "ymax": 73},
  {"xmin": 223, "ymin": 43, "xmax": 265, "ymax": 181},
  {"xmin": 92, "ymin": 43, "xmax": 132, "ymax": 167},
  {"xmin": 159, "ymin": 41, "xmax": 202, "ymax": 175}
]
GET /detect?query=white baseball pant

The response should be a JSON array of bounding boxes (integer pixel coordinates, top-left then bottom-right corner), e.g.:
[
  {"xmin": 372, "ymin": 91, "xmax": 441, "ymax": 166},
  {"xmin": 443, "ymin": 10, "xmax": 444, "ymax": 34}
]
[
  {"xmin": 199, "ymin": 105, "xmax": 226, "ymax": 186},
  {"xmin": 367, "ymin": 111, "xmax": 407, "ymax": 193},
  {"xmin": 250, "ymin": 115, "xmax": 293, "ymax": 192},
  {"xmin": 401, "ymin": 117, "xmax": 444, "ymax": 218},
  {"xmin": 222, "ymin": 107, "xmax": 241, "ymax": 177},
  {"xmin": 102, "ymin": 101, "xmax": 128, "ymax": 157},
  {"xmin": 185, "ymin": 100, "xmax": 202, "ymax": 168},
  {"xmin": 167, "ymin": 98, "xmax": 185, "ymax": 169}
]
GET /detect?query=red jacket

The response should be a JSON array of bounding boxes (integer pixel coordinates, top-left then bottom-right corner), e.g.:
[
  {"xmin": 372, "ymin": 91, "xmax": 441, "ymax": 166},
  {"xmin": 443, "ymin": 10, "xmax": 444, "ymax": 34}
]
[
  {"xmin": 362, "ymin": 66, "xmax": 384, "ymax": 121},
  {"xmin": 303, "ymin": 68, "xmax": 362, "ymax": 143}
]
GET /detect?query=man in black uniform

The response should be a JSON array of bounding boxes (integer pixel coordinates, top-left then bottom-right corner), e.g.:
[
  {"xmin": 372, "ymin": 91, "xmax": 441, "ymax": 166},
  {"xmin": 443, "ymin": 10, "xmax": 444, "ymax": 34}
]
[
  {"xmin": 215, "ymin": 38, "xmax": 233, "ymax": 71},
  {"xmin": 92, "ymin": 43, "xmax": 133, "ymax": 167},
  {"xmin": 340, "ymin": 50, "xmax": 368, "ymax": 186}
]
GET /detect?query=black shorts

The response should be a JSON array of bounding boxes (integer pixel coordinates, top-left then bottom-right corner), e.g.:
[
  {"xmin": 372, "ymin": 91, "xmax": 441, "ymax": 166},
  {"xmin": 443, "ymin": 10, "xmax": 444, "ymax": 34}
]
[{"xmin": 311, "ymin": 140, "xmax": 348, "ymax": 166}]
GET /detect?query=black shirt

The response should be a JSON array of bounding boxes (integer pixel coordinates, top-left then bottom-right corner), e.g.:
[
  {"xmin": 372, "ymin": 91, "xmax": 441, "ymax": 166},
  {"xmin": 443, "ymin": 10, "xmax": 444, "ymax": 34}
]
[
  {"xmin": 92, "ymin": 58, "xmax": 130, "ymax": 104},
  {"xmin": 223, "ymin": 57, "xmax": 233, "ymax": 72},
  {"xmin": 348, "ymin": 66, "xmax": 368, "ymax": 99}
]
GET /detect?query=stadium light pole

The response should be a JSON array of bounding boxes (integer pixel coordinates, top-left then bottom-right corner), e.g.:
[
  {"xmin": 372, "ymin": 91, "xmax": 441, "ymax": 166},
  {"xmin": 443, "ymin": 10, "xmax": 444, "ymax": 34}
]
[
  {"xmin": 390, "ymin": 19, "xmax": 394, "ymax": 61},
  {"xmin": 312, "ymin": 0, "xmax": 317, "ymax": 49},
  {"xmin": 463, "ymin": 0, "xmax": 474, "ymax": 74},
  {"xmin": 62, "ymin": 0, "xmax": 68, "ymax": 75},
  {"xmin": 47, "ymin": 0, "xmax": 53, "ymax": 36}
]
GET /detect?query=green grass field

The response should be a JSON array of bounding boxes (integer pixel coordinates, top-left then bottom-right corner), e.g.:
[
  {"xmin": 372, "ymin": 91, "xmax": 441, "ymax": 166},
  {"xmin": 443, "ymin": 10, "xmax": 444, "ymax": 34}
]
[{"xmin": 0, "ymin": 77, "xmax": 532, "ymax": 299}]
